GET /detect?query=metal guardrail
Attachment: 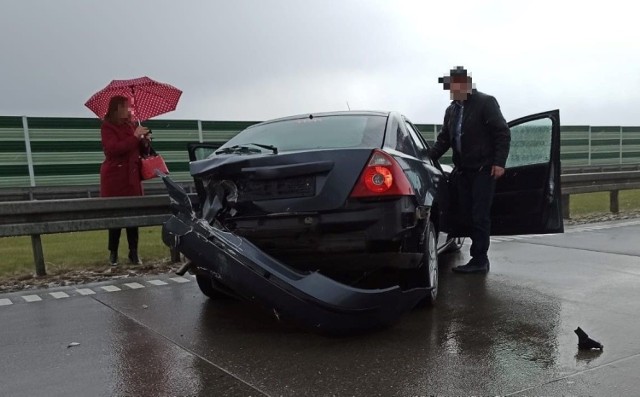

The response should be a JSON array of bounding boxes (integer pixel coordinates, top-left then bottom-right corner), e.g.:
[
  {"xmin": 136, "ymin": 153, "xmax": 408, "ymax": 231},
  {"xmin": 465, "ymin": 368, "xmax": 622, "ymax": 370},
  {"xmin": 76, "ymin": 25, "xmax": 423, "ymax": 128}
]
[
  {"xmin": 561, "ymin": 170, "xmax": 640, "ymax": 194},
  {"xmin": 0, "ymin": 194, "xmax": 196, "ymax": 276},
  {"xmin": 560, "ymin": 170, "xmax": 640, "ymax": 217},
  {"xmin": 0, "ymin": 181, "xmax": 195, "ymax": 202},
  {"xmin": 1, "ymin": 171, "xmax": 639, "ymax": 276},
  {"xmin": 562, "ymin": 164, "xmax": 640, "ymax": 174},
  {"xmin": 0, "ymin": 195, "xmax": 172, "ymax": 237}
]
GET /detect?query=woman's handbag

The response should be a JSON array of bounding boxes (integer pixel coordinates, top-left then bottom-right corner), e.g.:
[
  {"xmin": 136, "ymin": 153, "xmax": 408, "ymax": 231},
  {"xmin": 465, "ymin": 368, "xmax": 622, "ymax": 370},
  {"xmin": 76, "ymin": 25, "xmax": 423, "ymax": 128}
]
[
  {"xmin": 141, "ymin": 154, "xmax": 169, "ymax": 180},
  {"xmin": 140, "ymin": 138, "xmax": 169, "ymax": 180},
  {"xmin": 140, "ymin": 130, "xmax": 169, "ymax": 181}
]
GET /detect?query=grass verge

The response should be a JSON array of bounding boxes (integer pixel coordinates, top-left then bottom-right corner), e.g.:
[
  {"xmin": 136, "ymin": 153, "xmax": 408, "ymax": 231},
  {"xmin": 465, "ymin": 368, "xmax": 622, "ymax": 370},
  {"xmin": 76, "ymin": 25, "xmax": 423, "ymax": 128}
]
[
  {"xmin": 0, "ymin": 226, "xmax": 169, "ymax": 277},
  {"xmin": 570, "ymin": 189, "xmax": 640, "ymax": 216}
]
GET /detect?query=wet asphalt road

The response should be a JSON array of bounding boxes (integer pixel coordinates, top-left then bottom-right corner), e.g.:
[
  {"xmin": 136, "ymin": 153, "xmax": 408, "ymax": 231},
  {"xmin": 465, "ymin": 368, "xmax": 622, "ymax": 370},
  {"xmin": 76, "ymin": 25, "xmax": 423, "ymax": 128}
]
[{"xmin": 2, "ymin": 220, "xmax": 640, "ymax": 396}]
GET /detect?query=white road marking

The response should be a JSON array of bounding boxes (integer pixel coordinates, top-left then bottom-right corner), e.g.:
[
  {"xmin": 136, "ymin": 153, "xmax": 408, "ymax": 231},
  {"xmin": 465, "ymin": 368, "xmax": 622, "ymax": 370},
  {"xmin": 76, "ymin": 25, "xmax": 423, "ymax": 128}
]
[
  {"xmin": 0, "ymin": 298, "xmax": 13, "ymax": 306},
  {"xmin": 147, "ymin": 280, "xmax": 168, "ymax": 286},
  {"xmin": 75, "ymin": 288, "xmax": 95, "ymax": 296},
  {"xmin": 101, "ymin": 285, "xmax": 121, "ymax": 292},
  {"xmin": 22, "ymin": 295, "xmax": 42, "ymax": 302},
  {"xmin": 124, "ymin": 282, "xmax": 145, "ymax": 289},
  {"xmin": 170, "ymin": 277, "xmax": 190, "ymax": 283},
  {"xmin": 49, "ymin": 292, "xmax": 69, "ymax": 299}
]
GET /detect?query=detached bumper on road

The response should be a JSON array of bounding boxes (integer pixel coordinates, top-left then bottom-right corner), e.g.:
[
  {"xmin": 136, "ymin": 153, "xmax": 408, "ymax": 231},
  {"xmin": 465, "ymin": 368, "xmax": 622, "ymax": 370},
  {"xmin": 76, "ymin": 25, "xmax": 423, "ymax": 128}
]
[{"xmin": 160, "ymin": 175, "xmax": 429, "ymax": 334}]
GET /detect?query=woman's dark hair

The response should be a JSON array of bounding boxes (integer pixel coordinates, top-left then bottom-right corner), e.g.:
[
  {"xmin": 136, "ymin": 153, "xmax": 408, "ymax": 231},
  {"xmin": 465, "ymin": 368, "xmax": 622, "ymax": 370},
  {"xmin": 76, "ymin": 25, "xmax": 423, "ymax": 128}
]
[{"xmin": 104, "ymin": 95, "xmax": 129, "ymax": 124}]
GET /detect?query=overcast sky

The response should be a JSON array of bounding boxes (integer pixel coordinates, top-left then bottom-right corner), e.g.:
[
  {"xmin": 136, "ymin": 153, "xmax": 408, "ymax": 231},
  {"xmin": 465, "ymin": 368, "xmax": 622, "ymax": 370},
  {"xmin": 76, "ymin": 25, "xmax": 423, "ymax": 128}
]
[{"xmin": 1, "ymin": 0, "xmax": 638, "ymax": 125}]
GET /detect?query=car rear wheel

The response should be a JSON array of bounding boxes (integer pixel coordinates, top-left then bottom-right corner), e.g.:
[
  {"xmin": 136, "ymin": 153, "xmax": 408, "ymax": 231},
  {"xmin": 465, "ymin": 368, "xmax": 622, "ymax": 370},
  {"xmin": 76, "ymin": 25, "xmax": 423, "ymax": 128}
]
[
  {"xmin": 416, "ymin": 220, "xmax": 438, "ymax": 307},
  {"xmin": 195, "ymin": 274, "xmax": 237, "ymax": 300}
]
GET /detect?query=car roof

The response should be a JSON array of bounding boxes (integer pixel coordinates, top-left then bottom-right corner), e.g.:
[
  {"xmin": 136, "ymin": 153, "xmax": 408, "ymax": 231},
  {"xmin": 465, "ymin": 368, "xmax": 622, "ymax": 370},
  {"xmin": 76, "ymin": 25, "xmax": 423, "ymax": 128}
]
[{"xmin": 246, "ymin": 110, "xmax": 393, "ymax": 129}]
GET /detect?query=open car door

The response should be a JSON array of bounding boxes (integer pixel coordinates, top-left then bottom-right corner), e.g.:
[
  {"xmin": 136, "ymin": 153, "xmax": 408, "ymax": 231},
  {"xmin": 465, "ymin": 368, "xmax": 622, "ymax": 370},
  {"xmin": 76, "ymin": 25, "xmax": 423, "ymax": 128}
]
[
  {"xmin": 491, "ymin": 109, "xmax": 563, "ymax": 235},
  {"xmin": 440, "ymin": 109, "xmax": 563, "ymax": 237}
]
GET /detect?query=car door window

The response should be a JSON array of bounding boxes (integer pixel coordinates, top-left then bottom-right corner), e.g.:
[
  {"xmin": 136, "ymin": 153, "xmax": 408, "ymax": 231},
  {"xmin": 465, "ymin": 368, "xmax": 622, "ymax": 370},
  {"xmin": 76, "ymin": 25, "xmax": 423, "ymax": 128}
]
[
  {"xmin": 505, "ymin": 118, "xmax": 553, "ymax": 168},
  {"xmin": 405, "ymin": 122, "xmax": 425, "ymax": 150},
  {"xmin": 405, "ymin": 121, "xmax": 435, "ymax": 166},
  {"xmin": 395, "ymin": 124, "xmax": 418, "ymax": 157}
]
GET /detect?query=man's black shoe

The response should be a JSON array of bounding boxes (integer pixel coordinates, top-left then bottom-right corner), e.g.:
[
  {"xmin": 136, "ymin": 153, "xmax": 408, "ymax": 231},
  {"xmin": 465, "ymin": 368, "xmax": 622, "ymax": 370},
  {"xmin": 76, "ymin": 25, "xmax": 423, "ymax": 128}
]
[{"xmin": 452, "ymin": 259, "xmax": 490, "ymax": 274}]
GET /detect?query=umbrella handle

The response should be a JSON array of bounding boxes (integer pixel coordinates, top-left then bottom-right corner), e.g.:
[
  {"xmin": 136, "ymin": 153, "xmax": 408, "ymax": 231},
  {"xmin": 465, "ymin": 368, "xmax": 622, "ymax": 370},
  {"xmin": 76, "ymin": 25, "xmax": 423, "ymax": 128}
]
[{"xmin": 128, "ymin": 86, "xmax": 141, "ymax": 126}]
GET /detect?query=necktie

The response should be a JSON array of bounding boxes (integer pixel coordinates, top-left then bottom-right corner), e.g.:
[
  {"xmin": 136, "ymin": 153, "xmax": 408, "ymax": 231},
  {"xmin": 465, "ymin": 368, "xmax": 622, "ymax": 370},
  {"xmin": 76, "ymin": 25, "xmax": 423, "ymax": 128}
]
[{"xmin": 453, "ymin": 102, "xmax": 464, "ymax": 153}]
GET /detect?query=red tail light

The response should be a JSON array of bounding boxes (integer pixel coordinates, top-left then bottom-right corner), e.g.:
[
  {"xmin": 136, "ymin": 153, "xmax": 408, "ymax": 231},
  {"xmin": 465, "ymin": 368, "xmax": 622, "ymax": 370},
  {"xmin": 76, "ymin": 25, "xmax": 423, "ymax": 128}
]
[{"xmin": 350, "ymin": 150, "xmax": 414, "ymax": 197}]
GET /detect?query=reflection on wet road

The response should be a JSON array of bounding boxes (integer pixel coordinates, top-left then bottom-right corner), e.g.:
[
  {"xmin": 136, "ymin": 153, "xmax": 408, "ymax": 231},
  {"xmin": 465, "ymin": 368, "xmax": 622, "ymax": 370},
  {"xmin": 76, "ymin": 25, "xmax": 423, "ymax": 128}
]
[{"xmin": 2, "ymin": 220, "xmax": 640, "ymax": 396}]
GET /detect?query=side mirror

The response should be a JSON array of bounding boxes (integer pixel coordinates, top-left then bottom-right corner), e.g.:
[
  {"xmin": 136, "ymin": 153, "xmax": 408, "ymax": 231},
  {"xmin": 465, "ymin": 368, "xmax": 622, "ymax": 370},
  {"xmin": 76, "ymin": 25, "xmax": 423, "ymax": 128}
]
[{"xmin": 187, "ymin": 143, "xmax": 222, "ymax": 162}]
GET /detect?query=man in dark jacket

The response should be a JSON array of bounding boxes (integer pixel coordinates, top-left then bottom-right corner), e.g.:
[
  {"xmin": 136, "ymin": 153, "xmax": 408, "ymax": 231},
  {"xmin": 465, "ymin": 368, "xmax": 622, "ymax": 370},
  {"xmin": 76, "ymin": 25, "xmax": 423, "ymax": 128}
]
[{"xmin": 428, "ymin": 66, "xmax": 511, "ymax": 274}]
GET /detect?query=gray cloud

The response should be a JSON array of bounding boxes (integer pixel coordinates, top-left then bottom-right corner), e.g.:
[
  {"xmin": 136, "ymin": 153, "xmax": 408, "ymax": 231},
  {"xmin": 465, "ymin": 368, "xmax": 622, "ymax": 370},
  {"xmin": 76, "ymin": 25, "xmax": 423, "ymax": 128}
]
[{"xmin": 1, "ymin": 0, "xmax": 639, "ymax": 125}]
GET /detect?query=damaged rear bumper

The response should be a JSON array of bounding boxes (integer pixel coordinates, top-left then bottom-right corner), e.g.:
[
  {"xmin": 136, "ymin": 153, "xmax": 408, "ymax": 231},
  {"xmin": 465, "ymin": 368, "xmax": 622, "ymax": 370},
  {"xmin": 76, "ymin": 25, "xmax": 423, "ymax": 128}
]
[{"xmin": 160, "ymin": 175, "xmax": 429, "ymax": 334}]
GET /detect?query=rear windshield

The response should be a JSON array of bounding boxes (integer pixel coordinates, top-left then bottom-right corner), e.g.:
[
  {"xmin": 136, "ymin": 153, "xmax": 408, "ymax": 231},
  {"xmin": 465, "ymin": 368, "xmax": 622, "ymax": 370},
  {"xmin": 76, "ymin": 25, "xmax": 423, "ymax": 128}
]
[{"xmin": 218, "ymin": 115, "xmax": 387, "ymax": 153}]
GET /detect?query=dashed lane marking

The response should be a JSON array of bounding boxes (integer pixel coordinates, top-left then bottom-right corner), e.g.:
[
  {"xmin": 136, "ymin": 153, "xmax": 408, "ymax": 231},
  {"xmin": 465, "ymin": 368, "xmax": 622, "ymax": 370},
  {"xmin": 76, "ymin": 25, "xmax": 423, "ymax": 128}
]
[
  {"xmin": 170, "ymin": 277, "xmax": 191, "ymax": 283},
  {"xmin": 22, "ymin": 295, "xmax": 42, "ymax": 302},
  {"xmin": 0, "ymin": 298, "xmax": 13, "ymax": 306},
  {"xmin": 1, "ymin": 275, "xmax": 194, "ymax": 306}
]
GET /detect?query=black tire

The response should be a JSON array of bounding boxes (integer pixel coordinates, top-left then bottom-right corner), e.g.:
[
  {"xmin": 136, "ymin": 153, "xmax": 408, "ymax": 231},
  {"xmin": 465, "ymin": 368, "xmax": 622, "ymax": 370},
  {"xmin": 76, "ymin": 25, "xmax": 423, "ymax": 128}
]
[
  {"xmin": 195, "ymin": 274, "xmax": 236, "ymax": 300},
  {"xmin": 417, "ymin": 220, "xmax": 438, "ymax": 307}
]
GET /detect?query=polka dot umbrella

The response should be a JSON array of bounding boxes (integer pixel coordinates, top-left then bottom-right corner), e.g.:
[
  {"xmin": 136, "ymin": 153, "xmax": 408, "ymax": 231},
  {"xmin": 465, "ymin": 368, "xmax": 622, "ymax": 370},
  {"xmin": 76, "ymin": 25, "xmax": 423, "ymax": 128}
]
[{"xmin": 84, "ymin": 76, "xmax": 182, "ymax": 122}]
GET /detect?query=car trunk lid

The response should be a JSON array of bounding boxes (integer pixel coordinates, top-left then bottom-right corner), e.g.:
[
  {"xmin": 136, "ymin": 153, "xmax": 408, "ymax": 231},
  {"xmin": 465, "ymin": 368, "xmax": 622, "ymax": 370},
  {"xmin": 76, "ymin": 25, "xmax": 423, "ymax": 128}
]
[{"xmin": 190, "ymin": 148, "xmax": 374, "ymax": 215}]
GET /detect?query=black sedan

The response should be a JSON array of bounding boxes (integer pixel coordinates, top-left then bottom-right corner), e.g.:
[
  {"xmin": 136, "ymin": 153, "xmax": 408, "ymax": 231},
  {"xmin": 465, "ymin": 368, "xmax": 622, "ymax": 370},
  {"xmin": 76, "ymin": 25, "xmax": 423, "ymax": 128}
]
[{"xmin": 160, "ymin": 109, "xmax": 563, "ymax": 334}]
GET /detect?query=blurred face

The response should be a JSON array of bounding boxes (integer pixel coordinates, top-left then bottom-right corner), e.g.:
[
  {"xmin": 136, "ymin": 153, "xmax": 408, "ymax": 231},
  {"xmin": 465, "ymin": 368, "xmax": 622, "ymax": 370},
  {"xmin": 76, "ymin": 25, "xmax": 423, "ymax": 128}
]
[
  {"xmin": 449, "ymin": 76, "xmax": 472, "ymax": 101},
  {"xmin": 117, "ymin": 101, "xmax": 131, "ymax": 119}
]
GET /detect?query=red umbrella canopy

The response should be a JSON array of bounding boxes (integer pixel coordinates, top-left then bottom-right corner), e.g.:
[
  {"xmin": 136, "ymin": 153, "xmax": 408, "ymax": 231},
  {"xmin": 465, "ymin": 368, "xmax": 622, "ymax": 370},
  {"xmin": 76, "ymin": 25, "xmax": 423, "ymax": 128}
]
[{"xmin": 85, "ymin": 76, "xmax": 182, "ymax": 122}]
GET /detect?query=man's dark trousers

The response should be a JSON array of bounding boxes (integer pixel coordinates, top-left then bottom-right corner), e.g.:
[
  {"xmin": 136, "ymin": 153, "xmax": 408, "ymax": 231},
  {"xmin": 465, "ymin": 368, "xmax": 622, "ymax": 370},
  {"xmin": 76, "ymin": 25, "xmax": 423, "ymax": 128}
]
[{"xmin": 455, "ymin": 167, "xmax": 496, "ymax": 264}]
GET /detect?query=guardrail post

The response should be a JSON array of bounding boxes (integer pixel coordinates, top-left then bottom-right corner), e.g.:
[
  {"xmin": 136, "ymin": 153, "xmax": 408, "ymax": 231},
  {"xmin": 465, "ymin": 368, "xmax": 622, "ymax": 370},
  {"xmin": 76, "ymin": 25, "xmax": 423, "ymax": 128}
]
[
  {"xmin": 561, "ymin": 194, "xmax": 571, "ymax": 219},
  {"xmin": 31, "ymin": 234, "xmax": 46, "ymax": 276},
  {"xmin": 610, "ymin": 190, "xmax": 619, "ymax": 214}
]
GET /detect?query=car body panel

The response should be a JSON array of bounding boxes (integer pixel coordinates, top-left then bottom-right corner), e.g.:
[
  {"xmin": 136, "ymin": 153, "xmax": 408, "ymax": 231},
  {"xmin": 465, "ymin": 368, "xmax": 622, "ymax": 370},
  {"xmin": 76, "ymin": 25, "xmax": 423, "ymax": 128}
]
[{"xmin": 160, "ymin": 175, "xmax": 428, "ymax": 334}]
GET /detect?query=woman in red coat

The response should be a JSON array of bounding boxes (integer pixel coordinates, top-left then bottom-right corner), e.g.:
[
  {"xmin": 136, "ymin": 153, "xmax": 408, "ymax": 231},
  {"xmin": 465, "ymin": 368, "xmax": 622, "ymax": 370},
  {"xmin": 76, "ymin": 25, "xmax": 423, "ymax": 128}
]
[{"xmin": 100, "ymin": 95, "xmax": 151, "ymax": 265}]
